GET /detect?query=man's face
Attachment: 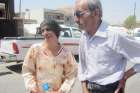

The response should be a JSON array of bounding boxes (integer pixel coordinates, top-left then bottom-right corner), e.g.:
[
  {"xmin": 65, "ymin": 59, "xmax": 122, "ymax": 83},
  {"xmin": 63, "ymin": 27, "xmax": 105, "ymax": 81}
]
[{"xmin": 74, "ymin": 0, "xmax": 94, "ymax": 31}]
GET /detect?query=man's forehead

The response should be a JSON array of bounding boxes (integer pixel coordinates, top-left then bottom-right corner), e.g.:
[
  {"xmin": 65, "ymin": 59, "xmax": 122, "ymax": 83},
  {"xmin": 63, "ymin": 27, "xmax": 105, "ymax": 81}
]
[{"xmin": 74, "ymin": 0, "xmax": 88, "ymax": 10}]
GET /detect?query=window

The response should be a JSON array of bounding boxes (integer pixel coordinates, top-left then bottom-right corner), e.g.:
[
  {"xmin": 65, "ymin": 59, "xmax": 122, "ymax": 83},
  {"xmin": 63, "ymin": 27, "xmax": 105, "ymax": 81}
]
[
  {"xmin": 60, "ymin": 28, "xmax": 71, "ymax": 37},
  {"xmin": 134, "ymin": 32, "xmax": 140, "ymax": 37},
  {"xmin": 0, "ymin": 10, "xmax": 2, "ymax": 17},
  {"xmin": 72, "ymin": 28, "xmax": 81, "ymax": 38}
]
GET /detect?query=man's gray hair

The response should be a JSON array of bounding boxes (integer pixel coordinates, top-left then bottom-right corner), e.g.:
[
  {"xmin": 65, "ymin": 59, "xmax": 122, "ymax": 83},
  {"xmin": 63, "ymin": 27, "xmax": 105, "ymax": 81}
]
[{"xmin": 87, "ymin": 0, "xmax": 102, "ymax": 17}]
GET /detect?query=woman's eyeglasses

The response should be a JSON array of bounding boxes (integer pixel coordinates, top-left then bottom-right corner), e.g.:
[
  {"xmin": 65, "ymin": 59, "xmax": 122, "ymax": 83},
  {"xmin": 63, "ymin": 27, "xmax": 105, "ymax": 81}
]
[{"xmin": 74, "ymin": 10, "xmax": 89, "ymax": 17}]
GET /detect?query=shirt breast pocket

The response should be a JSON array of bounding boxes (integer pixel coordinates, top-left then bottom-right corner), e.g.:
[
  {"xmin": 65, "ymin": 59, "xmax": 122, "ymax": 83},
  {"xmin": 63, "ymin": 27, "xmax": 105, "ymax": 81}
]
[{"xmin": 96, "ymin": 45, "xmax": 115, "ymax": 65}]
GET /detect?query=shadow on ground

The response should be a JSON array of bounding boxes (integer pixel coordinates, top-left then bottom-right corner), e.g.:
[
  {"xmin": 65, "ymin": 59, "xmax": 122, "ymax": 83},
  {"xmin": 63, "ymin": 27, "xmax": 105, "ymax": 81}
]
[
  {"xmin": 6, "ymin": 63, "xmax": 22, "ymax": 73},
  {"xmin": 0, "ymin": 72, "xmax": 13, "ymax": 76}
]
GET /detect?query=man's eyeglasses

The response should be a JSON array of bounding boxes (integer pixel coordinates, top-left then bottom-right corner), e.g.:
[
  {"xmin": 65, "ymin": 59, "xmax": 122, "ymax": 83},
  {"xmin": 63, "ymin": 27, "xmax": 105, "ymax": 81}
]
[{"xmin": 74, "ymin": 10, "xmax": 89, "ymax": 17}]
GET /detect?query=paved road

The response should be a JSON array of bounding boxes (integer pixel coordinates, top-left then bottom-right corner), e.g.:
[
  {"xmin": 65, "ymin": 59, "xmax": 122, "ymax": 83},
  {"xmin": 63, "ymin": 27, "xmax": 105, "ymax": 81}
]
[
  {"xmin": 0, "ymin": 62, "xmax": 26, "ymax": 93},
  {"xmin": 125, "ymin": 63, "xmax": 140, "ymax": 93},
  {"xmin": 0, "ymin": 62, "xmax": 140, "ymax": 93},
  {"xmin": 0, "ymin": 62, "xmax": 82, "ymax": 93}
]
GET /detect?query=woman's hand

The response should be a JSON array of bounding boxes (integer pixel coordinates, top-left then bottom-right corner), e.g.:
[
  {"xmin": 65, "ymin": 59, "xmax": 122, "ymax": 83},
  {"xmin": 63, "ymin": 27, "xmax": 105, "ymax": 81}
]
[
  {"xmin": 31, "ymin": 87, "xmax": 41, "ymax": 93},
  {"xmin": 48, "ymin": 91, "xmax": 62, "ymax": 93}
]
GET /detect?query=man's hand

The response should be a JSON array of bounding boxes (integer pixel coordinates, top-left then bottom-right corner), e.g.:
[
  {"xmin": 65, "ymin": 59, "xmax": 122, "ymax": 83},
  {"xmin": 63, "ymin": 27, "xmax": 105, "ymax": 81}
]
[
  {"xmin": 114, "ymin": 77, "xmax": 126, "ymax": 93},
  {"xmin": 83, "ymin": 89, "xmax": 89, "ymax": 93},
  {"xmin": 81, "ymin": 81, "xmax": 89, "ymax": 93},
  {"xmin": 115, "ymin": 68, "xmax": 136, "ymax": 93}
]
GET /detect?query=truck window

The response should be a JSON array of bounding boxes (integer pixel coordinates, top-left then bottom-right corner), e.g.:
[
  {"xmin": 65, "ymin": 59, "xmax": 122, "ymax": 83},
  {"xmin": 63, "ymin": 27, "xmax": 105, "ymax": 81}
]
[
  {"xmin": 72, "ymin": 28, "xmax": 81, "ymax": 38},
  {"xmin": 134, "ymin": 32, "xmax": 140, "ymax": 37},
  {"xmin": 134, "ymin": 29, "xmax": 140, "ymax": 37},
  {"xmin": 60, "ymin": 28, "xmax": 71, "ymax": 37}
]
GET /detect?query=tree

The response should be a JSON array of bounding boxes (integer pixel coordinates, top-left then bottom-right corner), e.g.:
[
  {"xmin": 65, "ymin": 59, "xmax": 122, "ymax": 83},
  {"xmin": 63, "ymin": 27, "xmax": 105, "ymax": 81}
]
[{"xmin": 123, "ymin": 15, "xmax": 136, "ymax": 29}]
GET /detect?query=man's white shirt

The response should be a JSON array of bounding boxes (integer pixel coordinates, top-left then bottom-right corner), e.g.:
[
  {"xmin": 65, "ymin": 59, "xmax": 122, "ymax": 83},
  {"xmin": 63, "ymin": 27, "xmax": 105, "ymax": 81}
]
[{"xmin": 78, "ymin": 21, "xmax": 140, "ymax": 85}]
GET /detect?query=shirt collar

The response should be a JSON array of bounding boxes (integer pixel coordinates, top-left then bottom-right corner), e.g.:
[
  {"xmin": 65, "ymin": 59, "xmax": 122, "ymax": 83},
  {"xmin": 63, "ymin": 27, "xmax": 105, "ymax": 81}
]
[
  {"xmin": 82, "ymin": 21, "xmax": 109, "ymax": 38},
  {"xmin": 94, "ymin": 21, "xmax": 109, "ymax": 38}
]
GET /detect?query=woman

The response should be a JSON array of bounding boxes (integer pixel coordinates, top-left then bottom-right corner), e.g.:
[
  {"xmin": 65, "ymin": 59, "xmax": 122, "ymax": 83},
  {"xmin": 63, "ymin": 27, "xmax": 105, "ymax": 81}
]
[{"xmin": 22, "ymin": 20, "xmax": 77, "ymax": 93}]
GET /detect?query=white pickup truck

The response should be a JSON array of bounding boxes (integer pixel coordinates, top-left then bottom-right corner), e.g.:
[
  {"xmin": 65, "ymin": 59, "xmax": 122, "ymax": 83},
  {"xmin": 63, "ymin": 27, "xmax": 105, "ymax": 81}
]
[
  {"xmin": 133, "ymin": 28, "xmax": 140, "ymax": 40},
  {"xmin": 0, "ymin": 25, "xmax": 81, "ymax": 63}
]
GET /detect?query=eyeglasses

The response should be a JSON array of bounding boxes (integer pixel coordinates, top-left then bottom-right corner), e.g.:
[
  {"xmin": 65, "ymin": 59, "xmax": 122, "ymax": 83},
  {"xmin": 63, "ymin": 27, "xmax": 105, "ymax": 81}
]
[{"xmin": 74, "ymin": 10, "xmax": 89, "ymax": 17}]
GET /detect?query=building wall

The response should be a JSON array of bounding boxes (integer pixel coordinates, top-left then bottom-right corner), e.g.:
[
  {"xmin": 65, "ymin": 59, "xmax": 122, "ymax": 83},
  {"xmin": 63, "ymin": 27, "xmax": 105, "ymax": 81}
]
[
  {"xmin": 44, "ymin": 9, "xmax": 65, "ymax": 24},
  {"xmin": 0, "ymin": 3, "xmax": 5, "ymax": 17},
  {"xmin": 0, "ymin": 0, "xmax": 15, "ymax": 19},
  {"xmin": 0, "ymin": 19, "xmax": 23, "ymax": 38},
  {"xmin": 28, "ymin": 8, "xmax": 44, "ymax": 24},
  {"xmin": 27, "ymin": 8, "xmax": 75, "ymax": 26}
]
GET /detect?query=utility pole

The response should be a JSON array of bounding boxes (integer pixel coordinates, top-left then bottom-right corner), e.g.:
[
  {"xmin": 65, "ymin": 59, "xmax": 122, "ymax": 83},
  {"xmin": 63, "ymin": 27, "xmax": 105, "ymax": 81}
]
[
  {"xmin": 134, "ymin": 1, "xmax": 136, "ymax": 17},
  {"xmin": 133, "ymin": 1, "xmax": 136, "ymax": 34},
  {"xmin": 19, "ymin": 0, "xmax": 22, "ymax": 17},
  {"xmin": 134, "ymin": 1, "xmax": 137, "ymax": 28}
]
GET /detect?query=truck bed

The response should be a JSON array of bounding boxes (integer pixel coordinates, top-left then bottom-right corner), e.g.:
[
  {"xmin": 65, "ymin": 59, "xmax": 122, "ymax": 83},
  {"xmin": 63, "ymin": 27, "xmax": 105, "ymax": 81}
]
[{"xmin": 0, "ymin": 36, "xmax": 80, "ymax": 62}]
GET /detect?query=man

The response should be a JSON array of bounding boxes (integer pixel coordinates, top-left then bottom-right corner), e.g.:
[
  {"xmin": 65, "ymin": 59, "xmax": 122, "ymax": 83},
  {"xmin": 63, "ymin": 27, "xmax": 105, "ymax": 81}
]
[{"xmin": 74, "ymin": 0, "xmax": 140, "ymax": 93}]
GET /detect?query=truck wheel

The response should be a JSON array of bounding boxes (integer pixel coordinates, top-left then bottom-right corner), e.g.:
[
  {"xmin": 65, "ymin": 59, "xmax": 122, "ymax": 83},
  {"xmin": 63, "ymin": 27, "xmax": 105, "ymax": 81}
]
[
  {"xmin": 1, "ymin": 56, "xmax": 8, "ymax": 63},
  {"xmin": 74, "ymin": 55, "xmax": 79, "ymax": 62}
]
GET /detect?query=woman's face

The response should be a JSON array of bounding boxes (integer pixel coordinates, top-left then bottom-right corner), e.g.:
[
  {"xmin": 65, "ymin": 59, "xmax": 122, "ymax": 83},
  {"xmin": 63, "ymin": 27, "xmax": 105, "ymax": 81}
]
[{"xmin": 41, "ymin": 26, "xmax": 58, "ymax": 41}]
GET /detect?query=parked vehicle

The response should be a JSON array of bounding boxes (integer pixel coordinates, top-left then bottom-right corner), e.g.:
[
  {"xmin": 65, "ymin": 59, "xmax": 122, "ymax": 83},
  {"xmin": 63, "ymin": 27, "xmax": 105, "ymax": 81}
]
[
  {"xmin": 133, "ymin": 28, "xmax": 140, "ymax": 40},
  {"xmin": 0, "ymin": 25, "xmax": 81, "ymax": 63}
]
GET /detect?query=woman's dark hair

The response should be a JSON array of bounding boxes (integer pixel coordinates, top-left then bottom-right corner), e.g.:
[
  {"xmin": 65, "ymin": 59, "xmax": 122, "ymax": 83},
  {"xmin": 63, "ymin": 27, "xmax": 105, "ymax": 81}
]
[{"xmin": 40, "ymin": 19, "xmax": 61, "ymax": 38}]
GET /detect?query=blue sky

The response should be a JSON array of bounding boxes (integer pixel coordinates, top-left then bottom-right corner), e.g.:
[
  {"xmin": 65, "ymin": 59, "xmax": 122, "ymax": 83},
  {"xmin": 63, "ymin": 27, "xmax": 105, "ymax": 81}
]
[{"xmin": 14, "ymin": 0, "xmax": 140, "ymax": 25}]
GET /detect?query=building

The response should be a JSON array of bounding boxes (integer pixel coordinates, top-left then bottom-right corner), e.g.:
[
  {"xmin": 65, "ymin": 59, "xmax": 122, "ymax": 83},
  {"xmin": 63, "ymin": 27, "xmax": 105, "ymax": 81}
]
[
  {"xmin": 44, "ymin": 9, "xmax": 65, "ymax": 24},
  {"xmin": 0, "ymin": 0, "xmax": 24, "ymax": 38},
  {"xmin": 0, "ymin": 3, "xmax": 5, "ymax": 17},
  {"xmin": 58, "ymin": 6, "xmax": 75, "ymax": 26},
  {"xmin": 0, "ymin": 0, "xmax": 15, "ymax": 19},
  {"xmin": 23, "ymin": 7, "xmax": 76, "ymax": 26}
]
